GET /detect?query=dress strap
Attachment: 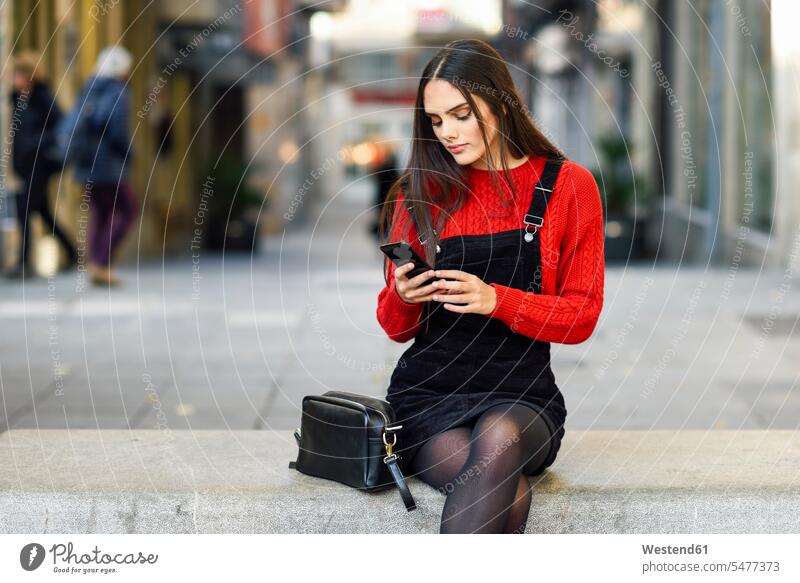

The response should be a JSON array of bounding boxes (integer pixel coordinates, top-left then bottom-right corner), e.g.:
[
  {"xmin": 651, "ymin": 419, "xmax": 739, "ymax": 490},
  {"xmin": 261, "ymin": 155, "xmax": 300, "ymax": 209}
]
[
  {"xmin": 523, "ymin": 158, "xmax": 563, "ymax": 238},
  {"xmin": 403, "ymin": 199, "xmax": 437, "ymax": 245}
]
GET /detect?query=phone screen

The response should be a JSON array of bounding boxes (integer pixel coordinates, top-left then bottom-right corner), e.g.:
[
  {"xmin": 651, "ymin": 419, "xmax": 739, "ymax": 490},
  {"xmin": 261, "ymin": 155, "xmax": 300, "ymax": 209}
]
[{"xmin": 380, "ymin": 241, "xmax": 434, "ymax": 280}]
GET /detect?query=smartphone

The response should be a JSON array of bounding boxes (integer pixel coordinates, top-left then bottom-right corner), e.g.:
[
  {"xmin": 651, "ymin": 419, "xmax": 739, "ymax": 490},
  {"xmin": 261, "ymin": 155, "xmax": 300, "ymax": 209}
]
[{"xmin": 380, "ymin": 241, "xmax": 435, "ymax": 281}]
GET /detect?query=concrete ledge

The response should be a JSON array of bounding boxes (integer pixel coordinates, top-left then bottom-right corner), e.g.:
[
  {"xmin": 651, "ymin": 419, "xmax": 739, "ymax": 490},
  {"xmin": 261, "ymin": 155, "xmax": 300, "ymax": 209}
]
[{"xmin": 1, "ymin": 429, "xmax": 799, "ymax": 533}]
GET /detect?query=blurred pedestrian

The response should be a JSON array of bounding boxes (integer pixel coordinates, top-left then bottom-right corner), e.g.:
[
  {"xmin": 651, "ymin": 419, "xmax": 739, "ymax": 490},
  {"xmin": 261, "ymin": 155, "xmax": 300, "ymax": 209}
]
[
  {"xmin": 6, "ymin": 51, "xmax": 76, "ymax": 279},
  {"xmin": 369, "ymin": 142, "xmax": 399, "ymax": 241},
  {"xmin": 71, "ymin": 46, "xmax": 138, "ymax": 287}
]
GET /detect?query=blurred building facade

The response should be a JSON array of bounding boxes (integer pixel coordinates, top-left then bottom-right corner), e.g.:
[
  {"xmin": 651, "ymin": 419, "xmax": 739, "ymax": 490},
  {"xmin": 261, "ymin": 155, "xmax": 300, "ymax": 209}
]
[
  {"xmin": 302, "ymin": 0, "xmax": 504, "ymax": 209},
  {"xmin": 0, "ymin": 0, "xmax": 314, "ymax": 271},
  {"xmin": 301, "ymin": 0, "xmax": 798, "ymax": 270},
  {"xmin": 508, "ymin": 0, "xmax": 798, "ymax": 269},
  {"xmin": 2, "ymin": 0, "xmax": 798, "ymax": 271},
  {"xmin": 1, "ymin": 0, "xmax": 188, "ymax": 269}
]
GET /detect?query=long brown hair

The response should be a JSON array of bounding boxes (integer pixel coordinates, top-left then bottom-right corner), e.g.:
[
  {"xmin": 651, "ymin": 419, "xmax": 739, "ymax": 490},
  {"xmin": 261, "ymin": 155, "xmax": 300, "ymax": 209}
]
[{"xmin": 379, "ymin": 39, "xmax": 565, "ymax": 302}]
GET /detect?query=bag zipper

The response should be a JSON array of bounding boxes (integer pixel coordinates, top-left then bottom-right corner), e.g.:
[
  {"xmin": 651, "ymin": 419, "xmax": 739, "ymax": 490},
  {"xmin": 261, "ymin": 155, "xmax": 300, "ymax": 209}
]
[
  {"xmin": 321, "ymin": 391, "xmax": 400, "ymax": 430},
  {"xmin": 303, "ymin": 392, "xmax": 404, "ymax": 462}
]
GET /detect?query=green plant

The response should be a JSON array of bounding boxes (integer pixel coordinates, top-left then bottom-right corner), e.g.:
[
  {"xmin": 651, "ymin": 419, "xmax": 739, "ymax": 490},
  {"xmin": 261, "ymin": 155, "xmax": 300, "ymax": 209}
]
[
  {"xmin": 590, "ymin": 134, "xmax": 644, "ymax": 214},
  {"xmin": 202, "ymin": 154, "xmax": 266, "ymax": 251},
  {"xmin": 207, "ymin": 154, "xmax": 264, "ymax": 221}
]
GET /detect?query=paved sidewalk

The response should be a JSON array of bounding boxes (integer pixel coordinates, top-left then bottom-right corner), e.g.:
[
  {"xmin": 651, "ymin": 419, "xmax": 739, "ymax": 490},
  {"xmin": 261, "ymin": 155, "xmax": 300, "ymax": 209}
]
[{"xmin": 1, "ymin": 201, "xmax": 798, "ymax": 434}]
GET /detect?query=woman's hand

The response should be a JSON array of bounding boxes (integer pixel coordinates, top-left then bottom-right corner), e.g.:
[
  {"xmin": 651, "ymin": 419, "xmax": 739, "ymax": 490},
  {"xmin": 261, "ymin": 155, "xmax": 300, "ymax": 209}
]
[
  {"xmin": 394, "ymin": 262, "xmax": 443, "ymax": 304},
  {"xmin": 429, "ymin": 269, "xmax": 497, "ymax": 315}
]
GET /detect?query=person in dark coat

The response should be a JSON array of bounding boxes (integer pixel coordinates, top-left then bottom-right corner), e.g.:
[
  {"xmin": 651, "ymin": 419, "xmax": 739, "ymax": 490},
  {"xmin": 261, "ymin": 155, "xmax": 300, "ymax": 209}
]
[
  {"xmin": 71, "ymin": 46, "xmax": 138, "ymax": 287},
  {"xmin": 369, "ymin": 144, "xmax": 399, "ymax": 241},
  {"xmin": 6, "ymin": 51, "xmax": 76, "ymax": 278}
]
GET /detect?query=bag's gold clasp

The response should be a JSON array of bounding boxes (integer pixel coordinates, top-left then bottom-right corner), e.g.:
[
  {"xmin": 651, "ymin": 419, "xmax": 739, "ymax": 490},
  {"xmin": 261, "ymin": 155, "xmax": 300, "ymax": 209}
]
[{"xmin": 382, "ymin": 425, "xmax": 401, "ymax": 461}]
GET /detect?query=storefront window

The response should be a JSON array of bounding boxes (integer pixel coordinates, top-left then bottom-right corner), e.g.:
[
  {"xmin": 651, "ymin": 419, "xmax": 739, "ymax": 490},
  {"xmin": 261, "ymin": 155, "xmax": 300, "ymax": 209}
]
[
  {"xmin": 686, "ymin": 0, "xmax": 712, "ymax": 210},
  {"xmin": 737, "ymin": 1, "xmax": 773, "ymax": 233}
]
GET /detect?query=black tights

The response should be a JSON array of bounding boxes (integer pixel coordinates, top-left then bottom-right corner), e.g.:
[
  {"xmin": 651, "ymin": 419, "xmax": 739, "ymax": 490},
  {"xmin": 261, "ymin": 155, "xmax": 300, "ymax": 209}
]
[{"xmin": 410, "ymin": 403, "xmax": 552, "ymax": 534}]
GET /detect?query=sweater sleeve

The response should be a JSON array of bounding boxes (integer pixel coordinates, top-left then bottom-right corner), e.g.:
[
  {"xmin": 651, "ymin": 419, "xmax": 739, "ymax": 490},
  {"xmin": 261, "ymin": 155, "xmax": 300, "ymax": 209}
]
[
  {"xmin": 376, "ymin": 190, "xmax": 424, "ymax": 343},
  {"xmin": 487, "ymin": 162, "xmax": 605, "ymax": 344}
]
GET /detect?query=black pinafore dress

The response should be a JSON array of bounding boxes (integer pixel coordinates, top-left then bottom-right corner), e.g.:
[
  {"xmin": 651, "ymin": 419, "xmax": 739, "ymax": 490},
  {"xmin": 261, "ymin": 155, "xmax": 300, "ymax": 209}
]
[{"xmin": 386, "ymin": 159, "xmax": 567, "ymax": 476}]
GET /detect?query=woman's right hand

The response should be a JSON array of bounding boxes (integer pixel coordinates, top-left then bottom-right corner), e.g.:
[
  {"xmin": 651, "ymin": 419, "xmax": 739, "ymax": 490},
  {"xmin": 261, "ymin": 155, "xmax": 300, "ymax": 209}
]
[{"xmin": 394, "ymin": 262, "xmax": 441, "ymax": 304}]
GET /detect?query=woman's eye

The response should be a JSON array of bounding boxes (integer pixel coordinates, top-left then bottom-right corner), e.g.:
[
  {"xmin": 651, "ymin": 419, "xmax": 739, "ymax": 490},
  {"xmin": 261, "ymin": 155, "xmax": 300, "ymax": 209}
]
[{"xmin": 430, "ymin": 111, "xmax": 472, "ymax": 127}]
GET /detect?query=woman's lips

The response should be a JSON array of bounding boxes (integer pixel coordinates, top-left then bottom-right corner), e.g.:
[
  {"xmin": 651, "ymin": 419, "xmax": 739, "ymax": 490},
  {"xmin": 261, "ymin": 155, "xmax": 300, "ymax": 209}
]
[{"xmin": 447, "ymin": 143, "xmax": 468, "ymax": 153}]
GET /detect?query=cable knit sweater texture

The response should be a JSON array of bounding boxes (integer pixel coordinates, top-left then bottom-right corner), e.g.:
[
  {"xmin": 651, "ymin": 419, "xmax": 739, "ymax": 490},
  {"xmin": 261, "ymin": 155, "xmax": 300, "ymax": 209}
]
[{"xmin": 376, "ymin": 155, "xmax": 605, "ymax": 345}]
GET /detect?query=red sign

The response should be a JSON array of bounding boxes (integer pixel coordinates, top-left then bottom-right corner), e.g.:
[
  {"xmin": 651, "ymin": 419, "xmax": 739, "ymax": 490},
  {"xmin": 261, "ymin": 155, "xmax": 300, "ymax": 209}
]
[
  {"xmin": 243, "ymin": 0, "xmax": 291, "ymax": 56},
  {"xmin": 351, "ymin": 88, "xmax": 417, "ymax": 104}
]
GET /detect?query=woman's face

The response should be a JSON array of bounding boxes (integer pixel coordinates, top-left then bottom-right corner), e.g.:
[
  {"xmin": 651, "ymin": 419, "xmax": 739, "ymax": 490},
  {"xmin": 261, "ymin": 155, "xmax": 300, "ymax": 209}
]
[{"xmin": 423, "ymin": 79, "xmax": 501, "ymax": 170}]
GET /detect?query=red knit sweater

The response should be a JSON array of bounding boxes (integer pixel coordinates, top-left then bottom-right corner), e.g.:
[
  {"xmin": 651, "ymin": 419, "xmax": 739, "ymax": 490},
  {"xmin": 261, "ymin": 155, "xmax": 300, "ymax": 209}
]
[{"xmin": 376, "ymin": 155, "xmax": 605, "ymax": 345}]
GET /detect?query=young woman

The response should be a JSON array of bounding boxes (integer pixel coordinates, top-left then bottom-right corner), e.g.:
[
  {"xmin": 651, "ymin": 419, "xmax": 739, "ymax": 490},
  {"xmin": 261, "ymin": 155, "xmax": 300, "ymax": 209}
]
[{"xmin": 376, "ymin": 39, "xmax": 605, "ymax": 534}]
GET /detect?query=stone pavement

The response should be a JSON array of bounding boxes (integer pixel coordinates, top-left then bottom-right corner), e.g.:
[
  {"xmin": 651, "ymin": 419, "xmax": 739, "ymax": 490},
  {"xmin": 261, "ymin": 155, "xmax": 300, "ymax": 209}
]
[{"xmin": 1, "ymin": 201, "xmax": 798, "ymax": 435}]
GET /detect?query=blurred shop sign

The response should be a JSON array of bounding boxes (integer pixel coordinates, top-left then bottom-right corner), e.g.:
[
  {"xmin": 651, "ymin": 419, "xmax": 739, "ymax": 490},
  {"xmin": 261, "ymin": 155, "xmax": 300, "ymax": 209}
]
[
  {"xmin": 294, "ymin": 0, "xmax": 347, "ymax": 11},
  {"xmin": 244, "ymin": 0, "xmax": 292, "ymax": 56},
  {"xmin": 351, "ymin": 88, "xmax": 417, "ymax": 104},
  {"xmin": 160, "ymin": 0, "xmax": 219, "ymax": 23},
  {"xmin": 414, "ymin": 0, "xmax": 502, "ymax": 37},
  {"xmin": 416, "ymin": 8, "xmax": 450, "ymax": 34}
]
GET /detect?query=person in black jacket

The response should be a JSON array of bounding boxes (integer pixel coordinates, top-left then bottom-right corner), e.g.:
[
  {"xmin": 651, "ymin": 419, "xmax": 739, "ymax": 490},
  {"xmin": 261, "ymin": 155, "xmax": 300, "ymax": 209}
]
[
  {"xmin": 6, "ymin": 51, "xmax": 76, "ymax": 278},
  {"xmin": 369, "ymin": 143, "xmax": 399, "ymax": 241}
]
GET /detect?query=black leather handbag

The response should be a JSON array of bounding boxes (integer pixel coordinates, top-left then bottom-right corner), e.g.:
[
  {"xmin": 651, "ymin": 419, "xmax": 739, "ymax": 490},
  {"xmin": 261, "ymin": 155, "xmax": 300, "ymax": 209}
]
[{"xmin": 288, "ymin": 390, "xmax": 417, "ymax": 511}]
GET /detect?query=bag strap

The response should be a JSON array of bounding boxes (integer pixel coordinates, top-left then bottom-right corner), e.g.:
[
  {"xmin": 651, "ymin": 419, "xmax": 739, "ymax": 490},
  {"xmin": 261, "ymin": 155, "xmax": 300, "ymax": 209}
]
[
  {"xmin": 381, "ymin": 424, "xmax": 416, "ymax": 510},
  {"xmin": 288, "ymin": 428, "xmax": 301, "ymax": 469},
  {"xmin": 384, "ymin": 453, "xmax": 416, "ymax": 511}
]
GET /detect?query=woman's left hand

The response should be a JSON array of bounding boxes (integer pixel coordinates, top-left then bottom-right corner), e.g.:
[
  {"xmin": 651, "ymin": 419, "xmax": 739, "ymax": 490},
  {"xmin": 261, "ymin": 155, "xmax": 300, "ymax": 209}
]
[{"xmin": 429, "ymin": 269, "xmax": 497, "ymax": 315}]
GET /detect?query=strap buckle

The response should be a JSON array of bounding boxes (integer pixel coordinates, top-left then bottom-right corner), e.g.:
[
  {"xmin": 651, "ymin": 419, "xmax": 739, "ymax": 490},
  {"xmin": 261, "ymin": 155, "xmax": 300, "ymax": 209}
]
[
  {"xmin": 417, "ymin": 228, "xmax": 438, "ymax": 245},
  {"xmin": 524, "ymin": 214, "xmax": 544, "ymax": 227}
]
